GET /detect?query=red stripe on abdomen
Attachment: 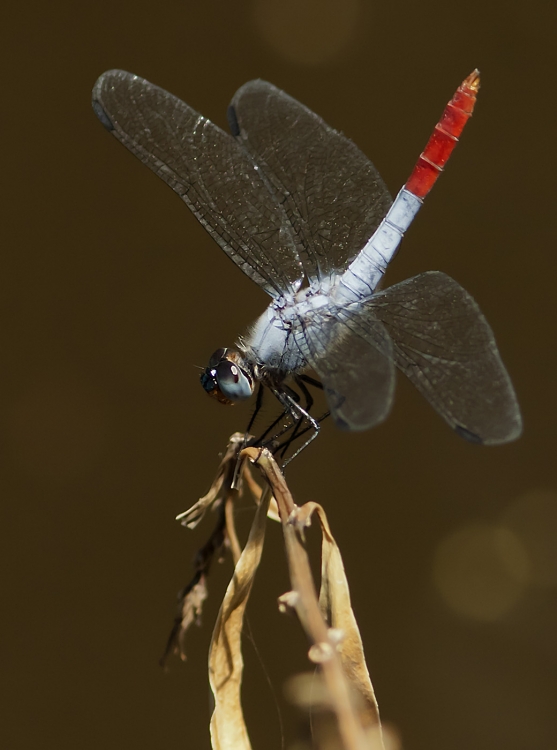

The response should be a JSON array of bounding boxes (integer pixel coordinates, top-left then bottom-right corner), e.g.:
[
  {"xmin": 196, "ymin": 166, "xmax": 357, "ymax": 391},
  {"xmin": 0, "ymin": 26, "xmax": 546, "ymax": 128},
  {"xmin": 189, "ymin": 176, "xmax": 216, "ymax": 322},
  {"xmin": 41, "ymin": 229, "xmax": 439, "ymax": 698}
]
[{"xmin": 405, "ymin": 70, "xmax": 480, "ymax": 199}]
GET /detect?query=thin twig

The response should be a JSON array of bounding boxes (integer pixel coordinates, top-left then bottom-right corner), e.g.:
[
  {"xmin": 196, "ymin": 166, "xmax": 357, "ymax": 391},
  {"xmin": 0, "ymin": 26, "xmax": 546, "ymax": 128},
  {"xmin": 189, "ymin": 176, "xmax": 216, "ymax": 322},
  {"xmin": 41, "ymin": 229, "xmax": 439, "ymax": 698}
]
[
  {"xmin": 161, "ymin": 499, "xmax": 227, "ymax": 665},
  {"xmin": 162, "ymin": 435, "xmax": 246, "ymax": 664},
  {"xmin": 245, "ymin": 447, "xmax": 380, "ymax": 750}
]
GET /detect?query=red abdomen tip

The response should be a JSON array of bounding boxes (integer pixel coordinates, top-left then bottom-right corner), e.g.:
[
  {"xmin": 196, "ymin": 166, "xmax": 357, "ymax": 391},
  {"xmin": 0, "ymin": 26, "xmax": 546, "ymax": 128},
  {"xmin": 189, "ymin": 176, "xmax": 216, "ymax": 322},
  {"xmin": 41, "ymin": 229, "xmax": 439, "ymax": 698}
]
[
  {"xmin": 405, "ymin": 70, "xmax": 480, "ymax": 199},
  {"xmin": 463, "ymin": 69, "xmax": 481, "ymax": 93}
]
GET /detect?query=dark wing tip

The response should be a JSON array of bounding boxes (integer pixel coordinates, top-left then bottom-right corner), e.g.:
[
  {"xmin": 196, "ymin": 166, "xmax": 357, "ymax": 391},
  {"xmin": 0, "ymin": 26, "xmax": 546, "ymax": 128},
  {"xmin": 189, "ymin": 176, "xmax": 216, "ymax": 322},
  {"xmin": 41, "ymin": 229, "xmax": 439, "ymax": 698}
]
[
  {"xmin": 454, "ymin": 425, "xmax": 484, "ymax": 444},
  {"xmin": 454, "ymin": 414, "xmax": 523, "ymax": 445},
  {"xmin": 227, "ymin": 104, "xmax": 240, "ymax": 137},
  {"xmin": 91, "ymin": 70, "xmax": 136, "ymax": 131},
  {"xmin": 92, "ymin": 99, "xmax": 114, "ymax": 131},
  {"xmin": 228, "ymin": 80, "xmax": 277, "ymax": 136}
]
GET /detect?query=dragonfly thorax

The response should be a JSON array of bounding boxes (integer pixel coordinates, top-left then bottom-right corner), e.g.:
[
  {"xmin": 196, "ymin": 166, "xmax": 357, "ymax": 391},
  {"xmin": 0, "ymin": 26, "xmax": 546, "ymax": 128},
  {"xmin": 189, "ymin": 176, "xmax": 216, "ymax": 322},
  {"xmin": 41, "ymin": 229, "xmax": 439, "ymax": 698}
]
[{"xmin": 241, "ymin": 289, "xmax": 330, "ymax": 381}]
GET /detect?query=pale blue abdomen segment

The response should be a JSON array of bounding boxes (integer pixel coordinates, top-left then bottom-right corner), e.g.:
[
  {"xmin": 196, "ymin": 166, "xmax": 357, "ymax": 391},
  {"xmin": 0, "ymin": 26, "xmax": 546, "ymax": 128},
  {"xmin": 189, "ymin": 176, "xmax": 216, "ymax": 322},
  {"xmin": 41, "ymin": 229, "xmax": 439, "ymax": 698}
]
[{"xmin": 332, "ymin": 188, "xmax": 422, "ymax": 305}]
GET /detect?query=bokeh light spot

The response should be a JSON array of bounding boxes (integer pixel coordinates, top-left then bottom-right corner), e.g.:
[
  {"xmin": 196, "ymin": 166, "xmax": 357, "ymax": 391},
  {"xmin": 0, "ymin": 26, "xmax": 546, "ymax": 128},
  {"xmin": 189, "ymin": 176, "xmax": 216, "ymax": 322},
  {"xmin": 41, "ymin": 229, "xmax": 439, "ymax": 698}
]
[
  {"xmin": 252, "ymin": 0, "xmax": 362, "ymax": 66},
  {"xmin": 433, "ymin": 523, "xmax": 529, "ymax": 621},
  {"xmin": 492, "ymin": 526, "xmax": 530, "ymax": 585},
  {"xmin": 501, "ymin": 489, "xmax": 557, "ymax": 588}
]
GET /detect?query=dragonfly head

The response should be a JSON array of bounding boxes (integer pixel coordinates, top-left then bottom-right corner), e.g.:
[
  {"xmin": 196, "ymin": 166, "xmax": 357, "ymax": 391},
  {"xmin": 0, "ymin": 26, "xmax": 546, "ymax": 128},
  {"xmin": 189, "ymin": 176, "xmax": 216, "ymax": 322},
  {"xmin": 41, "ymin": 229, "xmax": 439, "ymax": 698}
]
[{"xmin": 200, "ymin": 348, "xmax": 254, "ymax": 405}]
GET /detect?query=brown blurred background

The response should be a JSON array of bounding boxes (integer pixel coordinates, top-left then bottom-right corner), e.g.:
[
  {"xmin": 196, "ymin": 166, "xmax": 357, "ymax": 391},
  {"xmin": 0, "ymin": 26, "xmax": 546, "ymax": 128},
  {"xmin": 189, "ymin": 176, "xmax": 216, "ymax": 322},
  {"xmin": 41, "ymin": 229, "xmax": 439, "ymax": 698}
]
[{"xmin": 2, "ymin": 1, "xmax": 556, "ymax": 748}]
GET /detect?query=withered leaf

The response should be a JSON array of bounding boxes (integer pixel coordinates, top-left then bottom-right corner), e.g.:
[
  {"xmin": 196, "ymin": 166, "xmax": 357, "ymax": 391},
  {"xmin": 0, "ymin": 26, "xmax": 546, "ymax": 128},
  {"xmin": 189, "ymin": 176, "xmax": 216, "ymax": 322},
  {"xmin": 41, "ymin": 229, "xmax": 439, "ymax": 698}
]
[
  {"xmin": 297, "ymin": 502, "xmax": 382, "ymax": 734},
  {"xmin": 208, "ymin": 486, "xmax": 271, "ymax": 750}
]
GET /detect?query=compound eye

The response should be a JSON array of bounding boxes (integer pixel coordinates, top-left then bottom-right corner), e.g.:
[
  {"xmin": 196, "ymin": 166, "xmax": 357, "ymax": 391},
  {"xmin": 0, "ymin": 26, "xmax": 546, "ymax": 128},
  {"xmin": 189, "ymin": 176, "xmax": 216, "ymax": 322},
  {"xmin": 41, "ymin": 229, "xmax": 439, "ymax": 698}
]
[
  {"xmin": 215, "ymin": 360, "xmax": 253, "ymax": 402},
  {"xmin": 208, "ymin": 348, "xmax": 227, "ymax": 368}
]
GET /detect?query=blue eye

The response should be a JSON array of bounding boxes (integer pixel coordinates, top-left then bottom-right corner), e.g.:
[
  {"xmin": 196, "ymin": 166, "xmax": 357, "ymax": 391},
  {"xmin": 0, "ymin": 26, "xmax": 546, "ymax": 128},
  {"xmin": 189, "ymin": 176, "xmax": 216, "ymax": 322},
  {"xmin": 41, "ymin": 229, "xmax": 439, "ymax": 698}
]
[
  {"xmin": 208, "ymin": 348, "xmax": 227, "ymax": 368},
  {"xmin": 201, "ymin": 352, "xmax": 254, "ymax": 405},
  {"xmin": 216, "ymin": 361, "xmax": 253, "ymax": 401}
]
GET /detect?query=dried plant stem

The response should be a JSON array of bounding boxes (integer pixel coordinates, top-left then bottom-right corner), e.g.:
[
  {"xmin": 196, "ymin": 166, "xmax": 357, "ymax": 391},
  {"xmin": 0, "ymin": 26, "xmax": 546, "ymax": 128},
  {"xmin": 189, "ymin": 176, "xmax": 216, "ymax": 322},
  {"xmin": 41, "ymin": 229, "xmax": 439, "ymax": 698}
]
[
  {"xmin": 209, "ymin": 484, "xmax": 272, "ymax": 750},
  {"xmin": 161, "ymin": 501, "xmax": 226, "ymax": 665},
  {"xmin": 224, "ymin": 492, "xmax": 242, "ymax": 565},
  {"xmin": 245, "ymin": 447, "xmax": 382, "ymax": 750},
  {"xmin": 172, "ymin": 437, "xmax": 383, "ymax": 749}
]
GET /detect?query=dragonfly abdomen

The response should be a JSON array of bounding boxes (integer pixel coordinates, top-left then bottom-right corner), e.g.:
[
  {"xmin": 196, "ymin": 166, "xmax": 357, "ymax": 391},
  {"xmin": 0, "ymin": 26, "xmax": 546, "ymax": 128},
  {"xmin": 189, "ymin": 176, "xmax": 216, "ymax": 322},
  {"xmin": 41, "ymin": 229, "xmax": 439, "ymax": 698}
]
[{"xmin": 332, "ymin": 71, "xmax": 480, "ymax": 308}]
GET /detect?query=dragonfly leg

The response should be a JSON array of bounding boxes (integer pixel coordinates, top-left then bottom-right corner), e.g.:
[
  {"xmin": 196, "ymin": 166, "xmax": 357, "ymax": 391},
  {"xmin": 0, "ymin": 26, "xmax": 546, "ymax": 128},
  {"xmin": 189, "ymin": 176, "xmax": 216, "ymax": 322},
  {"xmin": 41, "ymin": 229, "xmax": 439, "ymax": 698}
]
[
  {"xmin": 258, "ymin": 381, "xmax": 309, "ymax": 457},
  {"xmin": 251, "ymin": 385, "xmax": 294, "ymax": 447},
  {"xmin": 232, "ymin": 384, "xmax": 266, "ymax": 488},
  {"xmin": 246, "ymin": 378, "xmax": 327, "ymax": 467},
  {"xmin": 298, "ymin": 373, "xmax": 324, "ymax": 391},
  {"xmin": 295, "ymin": 376, "xmax": 315, "ymax": 411},
  {"xmin": 278, "ymin": 376, "xmax": 315, "ymax": 459},
  {"xmin": 297, "ymin": 373, "xmax": 330, "ymax": 437},
  {"xmin": 277, "ymin": 414, "xmax": 304, "ymax": 459},
  {"xmin": 257, "ymin": 383, "xmax": 301, "ymax": 447},
  {"xmin": 271, "ymin": 387, "xmax": 321, "ymax": 467},
  {"xmin": 246, "ymin": 383, "xmax": 264, "ymax": 435}
]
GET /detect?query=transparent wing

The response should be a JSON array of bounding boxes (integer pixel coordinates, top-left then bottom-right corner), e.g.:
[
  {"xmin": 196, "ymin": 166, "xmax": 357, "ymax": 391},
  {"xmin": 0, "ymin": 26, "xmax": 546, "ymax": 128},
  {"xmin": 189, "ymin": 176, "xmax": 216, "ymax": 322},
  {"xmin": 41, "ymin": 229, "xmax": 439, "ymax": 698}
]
[
  {"xmin": 295, "ymin": 310, "xmax": 395, "ymax": 431},
  {"xmin": 92, "ymin": 70, "xmax": 304, "ymax": 298},
  {"xmin": 228, "ymin": 80, "xmax": 392, "ymax": 283},
  {"xmin": 358, "ymin": 271, "xmax": 523, "ymax": 444}
]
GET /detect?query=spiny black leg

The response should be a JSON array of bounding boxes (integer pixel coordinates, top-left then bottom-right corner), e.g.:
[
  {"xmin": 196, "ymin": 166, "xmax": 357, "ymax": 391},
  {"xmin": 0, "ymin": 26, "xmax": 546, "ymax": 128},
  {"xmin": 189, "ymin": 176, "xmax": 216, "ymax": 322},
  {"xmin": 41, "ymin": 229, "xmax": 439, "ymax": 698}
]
[
  {"xmin": 255, "ymin": 410, "xmax": 288, "ymax": 447},
  {"xmin": 287, "ymin": 409, "xmax": 331, "ymax": 443},
  {"xmin": 282, "ymin": 383, "xmax": 301, "ymax": 403},
  {"xmin": 275, "ymin": 408, "xmax": 331, "ymax": 460},
  {"xmin": 249, "ymin": 379, "xmax": 325, "ymax": 463},
  {"xmin": 278, "ymin": 414, "xmax": 304, "ymax": 459},
  {"xmin": 279, "ymin": 376, "xmax": 314, "ymax": 458},
  {"xmin": 251, "ymin": 382, "xmax": 301, "ymax": 446},
  {"xmin": 299, "ymin": 373, "xmax": 324, "ymax": 391},
  {"xmin": 246, "ymin": 383, "xmax": 264, "ymax": 435},
  {"xmin": 271, "ymin": 388, "xmax": 321, "ymax": 467},
  {"xmin": 296, "ymin": 376, "xmax": 314, "ymax": 412}
]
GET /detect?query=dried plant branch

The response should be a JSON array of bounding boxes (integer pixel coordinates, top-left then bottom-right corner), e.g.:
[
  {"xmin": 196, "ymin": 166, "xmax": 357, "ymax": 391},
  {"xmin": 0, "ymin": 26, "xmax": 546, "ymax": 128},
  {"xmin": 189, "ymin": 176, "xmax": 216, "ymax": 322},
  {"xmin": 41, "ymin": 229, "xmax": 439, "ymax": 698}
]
[
  {"xmin": 169, "ymin": 436, "xmax": 383, "ymax": 750},
  {"xmin": 298, "ymin": 502, "xmax": 381, "ymax": 729},
  {"xmin": 208, "ymin": 484, "xmax": 272, "ymax": 750},
  {"xmin": 161, "ymin": 499, "xmax": 227, "ymax": 665},
  {"xmin": 163, "ymin": 434, "xmax": 247, "ymax": 663},
  {"xmin": 224, "ymin": 492, "xmax": 243, "ymax": 566},
  {"xmin": 176, "ymin": 434, "xmax": 245, "ymax": 531},
  {"xmin": 244, "ymin": 447, "xmax": 384, "ymax": 750}
]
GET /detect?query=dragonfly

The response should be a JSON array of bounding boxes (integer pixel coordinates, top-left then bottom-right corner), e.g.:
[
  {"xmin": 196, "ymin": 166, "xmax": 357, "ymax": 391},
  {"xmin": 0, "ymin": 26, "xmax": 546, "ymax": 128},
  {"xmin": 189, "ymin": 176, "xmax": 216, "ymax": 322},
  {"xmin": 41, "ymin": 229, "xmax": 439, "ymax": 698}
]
[{"xmin": 92, "ymin": 70, "xmax": 522, "ymax": 462}]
